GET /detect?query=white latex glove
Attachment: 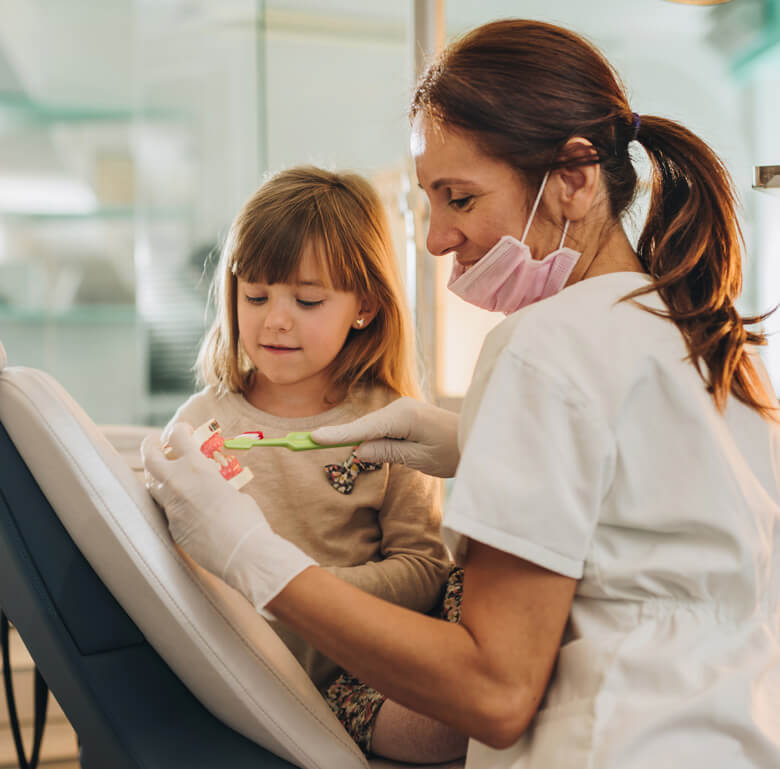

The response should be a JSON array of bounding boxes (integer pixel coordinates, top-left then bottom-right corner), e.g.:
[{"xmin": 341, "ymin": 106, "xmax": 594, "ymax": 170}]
[
  {"xmin": 141, "ymin": 423, "xmax": 316, "ymax": 619},
  {"xmin": 311, "ymin": 396, "xmax": 460, "ymax": 479}
]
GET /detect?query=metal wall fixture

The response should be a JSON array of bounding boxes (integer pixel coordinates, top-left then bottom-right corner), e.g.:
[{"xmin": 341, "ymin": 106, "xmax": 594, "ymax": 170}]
[{"xmin": 753, "ymin": 165, "xmax": 780, "ymax": 195}]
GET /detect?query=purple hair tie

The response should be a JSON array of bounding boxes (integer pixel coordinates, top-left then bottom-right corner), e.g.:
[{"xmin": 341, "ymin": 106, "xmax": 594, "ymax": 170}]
[{"xmin": 631, "ymin": 112, "xmax": 641, "ymax": 141}]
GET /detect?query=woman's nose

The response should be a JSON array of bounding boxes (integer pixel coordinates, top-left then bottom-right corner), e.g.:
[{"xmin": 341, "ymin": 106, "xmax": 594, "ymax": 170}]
[{"xmin": 426, "ymin": 208, "xmax": 463, "ymax": 257}]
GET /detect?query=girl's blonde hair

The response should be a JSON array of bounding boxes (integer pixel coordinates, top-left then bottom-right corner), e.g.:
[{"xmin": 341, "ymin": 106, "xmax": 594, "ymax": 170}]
[{"xmin": 197, "ymin": 166, "xmax": 420, "ymax": 400}]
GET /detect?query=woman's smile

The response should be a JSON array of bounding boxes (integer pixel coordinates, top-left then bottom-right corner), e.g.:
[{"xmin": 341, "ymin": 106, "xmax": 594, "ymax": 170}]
[{"xmin": 454, "ymin": 253, "xmax": 480, "ymax": 268}]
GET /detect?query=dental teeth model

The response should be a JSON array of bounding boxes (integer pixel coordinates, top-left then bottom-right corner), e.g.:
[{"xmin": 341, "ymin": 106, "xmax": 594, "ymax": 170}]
[{"xmin": 192, "ymin": 418, "xmax": 255, "ymax": 490}]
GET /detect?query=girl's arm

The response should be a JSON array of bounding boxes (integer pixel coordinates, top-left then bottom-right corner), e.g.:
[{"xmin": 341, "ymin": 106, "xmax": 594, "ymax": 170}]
[
  {"xmin": 325, "ymin": 465, "xmax": 451, "ymax": 612},
  {"xmin": 268, "ymin": 539, "xmax": 576, "ymax": 749}
]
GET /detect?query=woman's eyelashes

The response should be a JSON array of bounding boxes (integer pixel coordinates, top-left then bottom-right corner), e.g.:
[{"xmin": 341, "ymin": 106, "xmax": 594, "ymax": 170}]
[{"xmin": 448, "ymin": 192, "xmax": 475, "ymax": 211}]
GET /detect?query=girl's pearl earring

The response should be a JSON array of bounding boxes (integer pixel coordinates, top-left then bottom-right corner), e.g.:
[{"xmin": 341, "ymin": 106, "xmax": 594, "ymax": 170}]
[{"xmin": 356, "ymin": 318, "xmax": 365, "ymax": 328}]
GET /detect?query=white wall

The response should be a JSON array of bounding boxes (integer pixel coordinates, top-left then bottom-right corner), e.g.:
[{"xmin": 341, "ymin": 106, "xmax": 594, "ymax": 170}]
[{"xmin": 750, "ymin": 49, "xmax": 780, "ymax": 392}]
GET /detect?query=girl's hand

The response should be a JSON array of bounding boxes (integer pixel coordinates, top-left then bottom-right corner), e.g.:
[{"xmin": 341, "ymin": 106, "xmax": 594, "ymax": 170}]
[
  {"xmin": 142, "ymin": 423, "xmax": 316, "ymax": 619},
  {"xmin": 311, "ymin": 397, "xmax": 460, "ymax": 478}
]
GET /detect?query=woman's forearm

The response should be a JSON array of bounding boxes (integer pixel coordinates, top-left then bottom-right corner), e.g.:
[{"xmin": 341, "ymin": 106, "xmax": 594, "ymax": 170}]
[
  {"xmin": 268, "ymin": 566, "xmax": 523, "ymax": 746},
  {"xmin": 267, "ymin": 544, "xmax": 576, "ymax": 749}
]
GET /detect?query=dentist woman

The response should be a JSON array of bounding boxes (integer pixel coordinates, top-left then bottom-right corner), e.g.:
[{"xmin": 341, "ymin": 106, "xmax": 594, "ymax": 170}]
[{"xmin": 143, "ymin": 19, "xmax": 780, "ymax": 768}]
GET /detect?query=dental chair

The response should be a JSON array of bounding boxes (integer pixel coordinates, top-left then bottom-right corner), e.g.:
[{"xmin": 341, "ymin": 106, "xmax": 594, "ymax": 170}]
[{"xmin": 0, "ymin": 342, "xmax": 463, "ymax": 769}]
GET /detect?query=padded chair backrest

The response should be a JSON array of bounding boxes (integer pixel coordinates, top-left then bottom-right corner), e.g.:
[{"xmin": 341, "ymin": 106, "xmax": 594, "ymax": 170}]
[
  {"xmin": 0, "ymin": 419, "xmax": 297, "ymax": 769},
  {"xmin": 0, "ymin": 347, "xmax": 368, "ymax": 769}
]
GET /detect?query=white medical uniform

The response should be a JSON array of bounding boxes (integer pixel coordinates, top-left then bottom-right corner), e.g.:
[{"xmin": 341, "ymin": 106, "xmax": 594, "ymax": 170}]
[{"xmin": 444, "ymin": 272, "xmax": 780, "ymax": 768}]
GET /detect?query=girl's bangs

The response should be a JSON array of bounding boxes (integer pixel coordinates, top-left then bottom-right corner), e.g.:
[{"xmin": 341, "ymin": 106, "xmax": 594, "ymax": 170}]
[
  {"xmin": 316, "ymin": 227, "xmax": 364, "ymax": 294},
  {"xmin": 231, "ymin": 203, "xmax": 364, "ymax": 292},
  {"xmin": 231, "ymin": 206, "xmax": 313, "ymax": 285}
]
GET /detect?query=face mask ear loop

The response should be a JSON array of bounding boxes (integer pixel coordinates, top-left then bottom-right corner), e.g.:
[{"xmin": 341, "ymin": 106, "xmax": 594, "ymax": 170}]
[
  {"xmin": 558, "ymin": 219, "xmax": 570, "ymax": 249},
  {"xmin": 520, "ymin": 170, "xmax": 551, "ymax": 245}
]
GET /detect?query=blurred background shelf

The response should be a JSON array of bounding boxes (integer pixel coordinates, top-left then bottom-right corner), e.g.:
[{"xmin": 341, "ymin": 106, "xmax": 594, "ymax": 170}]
[
  {"xmin": 0, "ymin": 207, "xmax": 190, "ymax": 221},
  {"xmin": 0, "ymin": 91, "xmax": 183, "ymax": 125}
]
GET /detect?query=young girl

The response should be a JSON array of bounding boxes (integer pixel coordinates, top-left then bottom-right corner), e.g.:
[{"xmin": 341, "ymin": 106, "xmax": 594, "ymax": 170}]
[{"xmin": 164, "ymin": 166, "xmax": 466, "ymax": 763}]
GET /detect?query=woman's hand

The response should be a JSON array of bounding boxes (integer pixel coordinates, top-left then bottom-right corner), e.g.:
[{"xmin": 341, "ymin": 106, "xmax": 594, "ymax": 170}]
[
  {"xmin": 311, "ymin": 397, "xmax": 460, "ymax": 478},
  {"xmin": 141, "ymin": 423, "xmax": 316, "ymax": 619}
]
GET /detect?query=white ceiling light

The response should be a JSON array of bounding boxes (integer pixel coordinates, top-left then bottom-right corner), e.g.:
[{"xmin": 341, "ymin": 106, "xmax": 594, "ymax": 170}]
[{"xmin": 0, "ymin": 174, "xmax": 97, "ymax": 215}]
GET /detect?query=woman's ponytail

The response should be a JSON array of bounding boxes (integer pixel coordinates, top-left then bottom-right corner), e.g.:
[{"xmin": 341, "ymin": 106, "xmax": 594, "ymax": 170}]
[{"xmin": 628, "ymin": 115, "xmax": 777, "ymax": 418}]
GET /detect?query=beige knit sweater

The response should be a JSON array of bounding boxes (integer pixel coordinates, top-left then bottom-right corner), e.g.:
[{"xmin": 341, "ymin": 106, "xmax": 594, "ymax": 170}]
[{"xmin": 167, "ymin": 384, "xmax": 451, "ymax": 689}]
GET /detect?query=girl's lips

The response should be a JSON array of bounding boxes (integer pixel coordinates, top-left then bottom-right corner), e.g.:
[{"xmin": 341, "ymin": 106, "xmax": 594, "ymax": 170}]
[{"xmin": 261, "ymin": 344, "xmax": 300, "ymax": 354}]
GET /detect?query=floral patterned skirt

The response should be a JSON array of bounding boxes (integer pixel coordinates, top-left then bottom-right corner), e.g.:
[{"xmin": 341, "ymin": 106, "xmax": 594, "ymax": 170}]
[{"xmin": 323, "ymin": 565, "xmax": 464, "ymax": 754}]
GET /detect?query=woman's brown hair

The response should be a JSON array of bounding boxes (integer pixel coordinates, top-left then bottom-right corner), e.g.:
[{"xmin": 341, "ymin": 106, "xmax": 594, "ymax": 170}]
[
  {"xmin": 198, "ymin": 166, "xmax": 420, "ymax": 400},
  {"xmin": 412, "ymin": 19, "xmax": 776, "ymax": 418}
]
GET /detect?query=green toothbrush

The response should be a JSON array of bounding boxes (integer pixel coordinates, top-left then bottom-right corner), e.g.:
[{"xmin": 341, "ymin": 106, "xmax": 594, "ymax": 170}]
[{"xmin": 222, "ymin": 431, "xmax": 358, "ymax": 452}]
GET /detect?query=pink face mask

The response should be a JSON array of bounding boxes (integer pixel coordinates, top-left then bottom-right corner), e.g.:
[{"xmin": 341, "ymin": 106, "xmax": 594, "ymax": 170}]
[{"xmin": 447, "ymin": 171, "xmax": 580, "ymax": 315}]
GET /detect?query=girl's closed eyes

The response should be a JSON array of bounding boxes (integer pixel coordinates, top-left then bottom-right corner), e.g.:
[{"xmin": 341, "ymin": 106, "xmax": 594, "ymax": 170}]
[{"xmin": 243, "ymin": 290, "xmax": 326, "ymax": 308}]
